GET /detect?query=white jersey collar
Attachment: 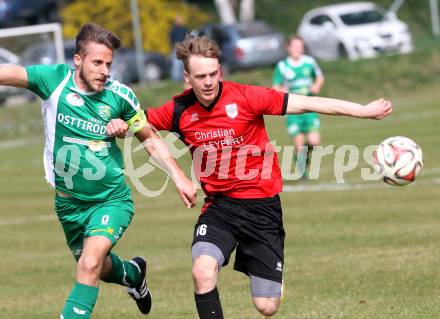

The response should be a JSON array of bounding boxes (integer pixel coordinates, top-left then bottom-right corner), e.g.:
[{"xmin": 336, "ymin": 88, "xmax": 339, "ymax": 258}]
[{"xmin": 286, "ymin": 56, "xmax": 306, "ymax": 67}]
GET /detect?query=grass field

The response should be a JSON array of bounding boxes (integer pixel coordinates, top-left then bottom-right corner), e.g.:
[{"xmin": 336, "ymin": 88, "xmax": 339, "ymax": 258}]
[{"xmin": 0, "ymin": 74, "xmax": 439, "ymax": 318}]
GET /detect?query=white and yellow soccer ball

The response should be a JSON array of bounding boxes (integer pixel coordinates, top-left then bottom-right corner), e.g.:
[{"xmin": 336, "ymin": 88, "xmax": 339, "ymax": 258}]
[{"xmin": 373, "ymin": 136, "xmax": 423, "ymax": 186}]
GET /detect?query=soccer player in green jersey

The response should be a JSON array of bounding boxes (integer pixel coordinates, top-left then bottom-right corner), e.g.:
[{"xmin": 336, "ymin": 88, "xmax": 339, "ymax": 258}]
[
  {"xmin": 0, "ymin": 23, "xmax": 196, "ymax": 318},
  {"xmin": 273, "ymin": 36, "xmax": 325, "ymax": 179}
]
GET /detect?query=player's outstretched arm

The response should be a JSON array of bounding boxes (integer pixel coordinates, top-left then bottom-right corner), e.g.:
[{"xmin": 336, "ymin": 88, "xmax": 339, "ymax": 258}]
[
  {"xmin": 286, "ymin": 94, "xmax": 392, "ymax": 120},
  {"xmin": 134, "ymin": 125, "xmax": 197, "ymax": 208},
  {"xmin": 0, "ymin": 65, "xmax": 29, "ymax": 88}
]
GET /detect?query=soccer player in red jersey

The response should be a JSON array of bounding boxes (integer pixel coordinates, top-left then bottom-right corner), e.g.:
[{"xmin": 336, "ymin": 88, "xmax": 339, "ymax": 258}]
[{"xmin": 107, "ymin": 35, "xmax": 392, "ymax": 318}]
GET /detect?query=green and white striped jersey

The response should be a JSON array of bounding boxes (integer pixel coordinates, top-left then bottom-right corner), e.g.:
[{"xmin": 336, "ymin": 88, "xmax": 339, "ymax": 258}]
[
  {"xmin": 272, "ymin": 55, "xmax": 322, "ymax": 96},
  {"xmin": 26, "ymin": 64, "xmax": 143, "ymax": 201}
]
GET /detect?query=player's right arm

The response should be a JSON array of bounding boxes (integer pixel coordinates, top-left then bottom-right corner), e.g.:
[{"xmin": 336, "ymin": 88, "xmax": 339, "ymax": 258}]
[
  {"xmin": 310, "ymin": 57, "xmax": 324, "ymax": 95},
  {"xmin": 0, "ymin": 65, "xmax": 29, "ymax": 88}
]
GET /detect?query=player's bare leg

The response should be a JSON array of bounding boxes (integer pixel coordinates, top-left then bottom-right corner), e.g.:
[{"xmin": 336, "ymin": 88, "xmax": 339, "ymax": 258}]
[
  {"xmin": 61, "ymin": 236, "xmax": 111, "ymax": 319},
  {"xmin": 250, "ymin": 275, "xmax": 283, "ymax": 317},
  {"xmin": 253, "ymin": 297, "xmax": 281, "ymax": 317},
  {"xmin": 192, "ymin": 255, "xmax": 224, "ymax": 319},
  {"xmin": 77, "ymin": 236, "xmax": 112, "ymax": 286}
]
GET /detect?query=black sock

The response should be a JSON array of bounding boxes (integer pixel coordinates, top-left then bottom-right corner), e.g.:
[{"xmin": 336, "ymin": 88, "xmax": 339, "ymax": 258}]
[{"xmin": 194, "ymin": 287, "xmax": 224, "ymax": 319}]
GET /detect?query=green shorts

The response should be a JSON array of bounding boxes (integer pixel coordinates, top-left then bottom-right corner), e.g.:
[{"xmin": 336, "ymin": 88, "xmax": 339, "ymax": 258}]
[
  {"xmin": 55, "ymin": 191, "xmax": 134, "ymax": 260},
  {"xmin": 285, "ymin": 113, "xmax": 320, "ymax": 137}
]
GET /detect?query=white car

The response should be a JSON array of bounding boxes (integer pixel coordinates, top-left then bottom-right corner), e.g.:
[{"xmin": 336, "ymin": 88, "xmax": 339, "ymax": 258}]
[{"xmin": 298, "ymin": 1, "xmax": 413, "ymax": 61}]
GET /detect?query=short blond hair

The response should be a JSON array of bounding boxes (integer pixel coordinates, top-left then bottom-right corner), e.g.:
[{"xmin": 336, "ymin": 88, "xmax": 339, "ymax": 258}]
[{"xmin": 175, "ymin": 35, "xmax": 221, "ymax": 72}]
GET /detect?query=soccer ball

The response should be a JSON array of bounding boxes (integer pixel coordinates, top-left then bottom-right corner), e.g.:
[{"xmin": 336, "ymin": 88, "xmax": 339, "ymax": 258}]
[{"xmin": 373, "ymin": 136, "xmax": 423, "ymax": 186}]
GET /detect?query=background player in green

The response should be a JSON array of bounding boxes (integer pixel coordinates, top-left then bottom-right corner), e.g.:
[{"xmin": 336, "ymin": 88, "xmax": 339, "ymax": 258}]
[
  {"xmin": 0, "ymin": 23, "xmax": 196, "ymax": 318},
  {"xmin": 273, "ymin": 36, "xmax": 325, "ymax": 179}
]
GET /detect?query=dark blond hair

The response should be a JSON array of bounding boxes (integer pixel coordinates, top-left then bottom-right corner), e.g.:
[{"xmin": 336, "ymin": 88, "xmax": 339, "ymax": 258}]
[
  {"xmin": 75, "ymin": 23, "xmax": 121, "ymax": 55},
  {"xmin": 175, "ymin": 35, "xmax": 221, "ymax": 72}
]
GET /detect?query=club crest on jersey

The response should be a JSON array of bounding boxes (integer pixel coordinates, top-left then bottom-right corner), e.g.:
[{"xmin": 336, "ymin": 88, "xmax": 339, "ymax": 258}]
[
  {"xmin": 225, "ymin": 103, "xmax": 238, "ymax": 119},
  {"xmin": 98, "ymin": 105, "xmax": 111, "ymax": 120},
  {"xmin": 190, "ymin": 112, "xmax": 199, "ymax": 122},
  {"xmin": 66, "ymin": 93, "xmax": 84, "ymax": 106}
]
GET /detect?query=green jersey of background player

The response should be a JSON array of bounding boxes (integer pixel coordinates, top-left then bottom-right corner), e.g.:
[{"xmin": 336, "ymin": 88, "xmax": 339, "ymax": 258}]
[
  {"xmin": 272, "ymin": 36, "xmax": 325, "ymax": 179},
  {"xmin": 0, "ymin": 23, "xmax": 196, "ymax": 319}
]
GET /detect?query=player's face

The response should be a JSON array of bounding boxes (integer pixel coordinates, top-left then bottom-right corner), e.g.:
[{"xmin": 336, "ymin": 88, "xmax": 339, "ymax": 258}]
[
  {"xmin": 288, "ymin": 39, "xmax": 304, "ymax": 60},
  {"xmin": 184, "ymin": 55, "xmax": 221, "ymax": 107},
  {"xmin": 74, "ymin": 42, "xmax": 113, "ymax": 92}
]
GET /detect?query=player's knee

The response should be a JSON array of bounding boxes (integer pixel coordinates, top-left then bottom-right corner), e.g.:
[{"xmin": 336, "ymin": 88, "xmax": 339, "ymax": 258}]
[
  {"xmin": 192, "ymin": 263, "xmax": 216, "ymax": 284},
  {"xmin": 78, "ymin": 255, "xmax": 102, "ymax": 276},
  {"xmin": 254, "ymin": 298, "xmax": 280, "ymax": 317}
]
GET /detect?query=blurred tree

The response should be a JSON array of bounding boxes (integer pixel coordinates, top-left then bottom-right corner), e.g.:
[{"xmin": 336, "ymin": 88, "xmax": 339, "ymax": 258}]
[
  {"xmin": 214, "ymin": 0, "xmax": 255, "ymax": 24},
  {"xmin": 214, "ymin": 0, "xmax": 236, "ymax": 24},
  {"xmin": 61, "ymin": 0, "xmax": 211, "ymax": 54}
]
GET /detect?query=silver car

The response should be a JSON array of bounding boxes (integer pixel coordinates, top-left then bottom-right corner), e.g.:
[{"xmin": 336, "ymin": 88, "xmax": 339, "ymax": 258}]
[
  {"xmin": 298, "ymin": 1, "xmax": 413, "ymax": 61},
  {"xmin": 199, "ymin": 20, "xmax": 286, "ymax": 73}
]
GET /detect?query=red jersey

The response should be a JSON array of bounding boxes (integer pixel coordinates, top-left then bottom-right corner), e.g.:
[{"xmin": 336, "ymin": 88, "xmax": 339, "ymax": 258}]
[{"xmin": 146, "ymin": 81, "xmax": 288, "ymax": 199}]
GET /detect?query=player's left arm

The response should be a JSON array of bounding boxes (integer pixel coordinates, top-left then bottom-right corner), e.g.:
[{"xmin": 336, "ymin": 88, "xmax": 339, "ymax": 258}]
[
  {"xmin": 310, "ymin": 74, "xmax": 324, "ymax": 95},
  {"xmin": 286, "ymin": 94, "xmax": 392, "ymax": 120},
  {"xmin": 113, "ymin": 94, "xmax": 196, "ymax": 207},
  {"xmin": 310, "ymin": 58, "xmax": 325, "ymax": 95},
  {"xmin": 107, "ymin": 114, "xmax": 196, "ymax": 208},
  {"xmin": 133, "ymin": 126, "xmax": 197, "ymax": 208}
]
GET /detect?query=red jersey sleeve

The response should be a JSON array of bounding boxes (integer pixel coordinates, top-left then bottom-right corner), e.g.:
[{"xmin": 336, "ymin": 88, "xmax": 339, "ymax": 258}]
[
  {"xmin": 145, "ymin": 100, "xmax": 174, "ymax": 131},
  {"xmin": 242, "ymin": 84, "xmax": 288, "ymax": 116}
]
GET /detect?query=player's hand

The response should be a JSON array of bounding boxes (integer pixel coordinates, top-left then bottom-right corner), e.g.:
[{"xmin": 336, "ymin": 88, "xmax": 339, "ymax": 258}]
[
  {"xmin": 365, "ymin": 98, "xmax": 392, "ymax": 120},
  {"xmin": 107, "ymin": 119, "xmax": 129, "ymax": 138},
  {"xmin": 175, "ymin": 175, "xmax": 197, "ymax": 208},
  {"xmin": 310, "ymin": 83, "xmax": 321, "ymax": 95}
]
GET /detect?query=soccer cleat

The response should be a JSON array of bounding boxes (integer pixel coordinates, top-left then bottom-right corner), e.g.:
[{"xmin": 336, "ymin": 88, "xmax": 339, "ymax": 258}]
[{"xmin": 127, "ymin": 256, "xmax": 152, "ymax": 315}]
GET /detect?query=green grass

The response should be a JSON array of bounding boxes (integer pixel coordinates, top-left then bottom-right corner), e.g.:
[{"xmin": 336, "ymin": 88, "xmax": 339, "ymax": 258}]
[
  {"xmin": 1, "ymin": 29, "xmax": 440, "ymax": 318},
  {"xmin": 0, "ymin": 79, "xmax": 439, "ymax": 318}
]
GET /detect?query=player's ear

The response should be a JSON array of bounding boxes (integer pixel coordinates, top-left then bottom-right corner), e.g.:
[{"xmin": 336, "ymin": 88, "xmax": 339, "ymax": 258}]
[
  {"xmin": 183, "ymin": 70, "xmax": 190, "ymax": 84},
  {"xmin": 73, "ymin": 54, "xmax": 81, "ymax": 69}
]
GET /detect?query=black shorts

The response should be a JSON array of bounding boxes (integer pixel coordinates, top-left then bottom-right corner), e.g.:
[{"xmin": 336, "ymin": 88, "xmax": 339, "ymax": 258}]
[{"xmin": 192, "ymin": 195, "xmax": 285, "ymax": 283}]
